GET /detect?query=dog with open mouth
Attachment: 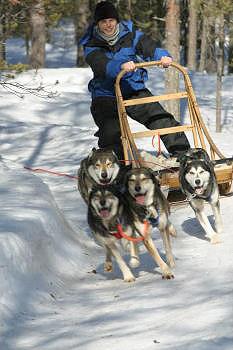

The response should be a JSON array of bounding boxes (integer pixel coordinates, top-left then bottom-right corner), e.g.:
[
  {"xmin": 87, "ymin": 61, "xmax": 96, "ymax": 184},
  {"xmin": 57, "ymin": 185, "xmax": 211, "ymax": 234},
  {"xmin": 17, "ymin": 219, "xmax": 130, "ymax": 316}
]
[
  {"xmin": 87, "ymin": 185, "xmax": 141, "ymax": 282},
  {"xmin": 124, "ymin": 167, "xmax": 176, "ymax": 279},
  {"xmin": 78, "ymin": 148, "xmax": 122, "ymax": 204},
  {"xmin": 179, "ymin": 148, "xmax": 223, "ymax": 244}
]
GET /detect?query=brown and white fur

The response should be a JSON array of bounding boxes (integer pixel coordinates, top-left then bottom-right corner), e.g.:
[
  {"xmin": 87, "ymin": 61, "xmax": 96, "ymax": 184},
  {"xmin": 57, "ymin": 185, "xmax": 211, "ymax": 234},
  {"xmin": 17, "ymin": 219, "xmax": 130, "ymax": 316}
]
[
  {"xmin": 179, "ymin": 148, "xmax": 223, "ymax": 244},
  {"xmin": 124, "ymin": 167, "xmax": 176, "ymax": 279},
  {"xmin": 88, "ymin": 185, "xmax": 140, "ymax": 282}
]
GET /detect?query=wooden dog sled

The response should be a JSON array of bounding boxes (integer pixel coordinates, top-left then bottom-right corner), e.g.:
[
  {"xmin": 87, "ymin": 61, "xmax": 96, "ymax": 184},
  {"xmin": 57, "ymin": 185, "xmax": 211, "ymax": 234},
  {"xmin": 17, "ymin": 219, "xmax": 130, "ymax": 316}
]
[{"xmin": 115, "ymin": 61, "xmax": 233, "ymax": 201}]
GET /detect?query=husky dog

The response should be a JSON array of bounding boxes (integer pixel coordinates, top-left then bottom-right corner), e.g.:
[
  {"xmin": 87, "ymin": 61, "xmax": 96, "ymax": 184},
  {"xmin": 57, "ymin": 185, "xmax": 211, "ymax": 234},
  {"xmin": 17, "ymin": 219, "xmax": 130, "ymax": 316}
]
[
  {"xmin": 78, "ymin": 148, "xmax": 121, "ymax": 204},
  {"xmin": 88, "ymin": 185, "xmax": 140, "ymax": 282},
  {"xmin": 124, "ymin": 167, "xmax": 176, "ymax": 279},
  {"xmin": 179, "ymin": 148, "xmax": 223, "ymax": 244}
]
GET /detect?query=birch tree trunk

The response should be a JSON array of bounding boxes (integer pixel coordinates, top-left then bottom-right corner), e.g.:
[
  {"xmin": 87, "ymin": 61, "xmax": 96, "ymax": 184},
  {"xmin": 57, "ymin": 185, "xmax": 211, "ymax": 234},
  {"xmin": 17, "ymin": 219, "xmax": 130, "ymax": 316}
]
[
  {"xmin": 187, "ymin": 0, "xmax": 197, "ymax": 71},
  {"xmin": 165, "ymin": 0, "xmax": 180, "ymax": 121},
  {"xmin": 29, "ymin": 0, "xmax": 46, "ymax": 69}
]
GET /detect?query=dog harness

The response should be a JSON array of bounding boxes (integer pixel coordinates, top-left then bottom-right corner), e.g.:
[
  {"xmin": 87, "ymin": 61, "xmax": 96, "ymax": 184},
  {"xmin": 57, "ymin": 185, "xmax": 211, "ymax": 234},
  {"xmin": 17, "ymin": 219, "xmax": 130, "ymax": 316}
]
[{"xmin": 110, "ymin": 220, "xmax": 149, "ymax": 242}]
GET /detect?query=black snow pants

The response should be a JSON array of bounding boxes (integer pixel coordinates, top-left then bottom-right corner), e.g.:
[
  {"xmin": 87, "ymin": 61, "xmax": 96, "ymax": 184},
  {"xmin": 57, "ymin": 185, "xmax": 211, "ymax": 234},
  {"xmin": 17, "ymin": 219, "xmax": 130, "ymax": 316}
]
[{"xmin": 90, "ymin": 88, "xmax": 190, "ymax": 159}]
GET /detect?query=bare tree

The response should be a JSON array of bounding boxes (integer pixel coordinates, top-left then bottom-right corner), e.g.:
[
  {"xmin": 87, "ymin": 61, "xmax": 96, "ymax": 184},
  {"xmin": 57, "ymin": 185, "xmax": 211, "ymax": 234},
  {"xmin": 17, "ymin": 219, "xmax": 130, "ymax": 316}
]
[
  {"xmin": 215, "ymin": 13, "xmax": 224, "ymax": 133},
  {"xmin": 29, "ymin": 0, "xmax": 45, "ymax": 68},
  {"xmin": 75, "ymin": 0, "xmax": 91, "ymax": 67},
  {"xmin": 126, "ymin": 0, "xmax": 132, "ymax": 19},
  {"xmin": 199, "ymin": 14, "xmax": 208, "ymax": 72},
  {"xmin": 187, "ymin": 0, "xmax": 197, "ymax": 70},
  {"xmin": 198, "ymin": 0, "xmax": 216, "ymax": 73},
  {"xmin": 165, "ymin": 0, "xmax": 180, "ymax": 120}
]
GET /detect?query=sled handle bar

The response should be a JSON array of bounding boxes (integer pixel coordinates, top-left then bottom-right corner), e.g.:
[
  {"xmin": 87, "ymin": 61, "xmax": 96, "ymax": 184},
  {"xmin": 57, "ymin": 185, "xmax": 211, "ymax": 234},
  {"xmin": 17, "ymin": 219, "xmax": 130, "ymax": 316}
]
[{"xmin": 115, "ymin": 61, "xmax": 188, "ymax": 86}]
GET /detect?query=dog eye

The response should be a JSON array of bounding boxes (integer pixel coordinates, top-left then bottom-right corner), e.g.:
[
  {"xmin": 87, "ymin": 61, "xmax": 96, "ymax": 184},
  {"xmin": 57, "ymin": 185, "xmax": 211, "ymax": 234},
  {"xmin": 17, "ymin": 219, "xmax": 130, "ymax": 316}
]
[
  {"xmin": 189, "ymin": 171, "xmax": 195, "ymax": 175},
  {"xmin": 199, "ymin": 170, "xmax": 204, "ymax": 174},
  {"xmin": 106, "ymin": 162, "xmax": 112, "ymax": 167},
  {"xmin": 95, "ymin": 163, "xmax": 101, "ymax": 168},
  {"xmin": 142, "ymin": 177, "xmax": 150, "ymax": 182}
]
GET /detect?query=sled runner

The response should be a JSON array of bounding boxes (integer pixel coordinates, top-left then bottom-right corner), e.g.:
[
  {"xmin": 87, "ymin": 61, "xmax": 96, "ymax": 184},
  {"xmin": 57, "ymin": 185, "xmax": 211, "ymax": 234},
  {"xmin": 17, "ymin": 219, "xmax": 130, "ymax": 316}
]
[{"xmin": 115, "ymin": 61, "xmax": 233, "ymax": 201}]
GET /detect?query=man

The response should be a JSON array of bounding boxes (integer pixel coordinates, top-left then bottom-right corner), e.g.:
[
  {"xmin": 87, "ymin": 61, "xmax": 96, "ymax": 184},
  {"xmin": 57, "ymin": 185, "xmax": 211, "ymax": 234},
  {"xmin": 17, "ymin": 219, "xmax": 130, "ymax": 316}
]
[{"xmin": 80, "ymin": 1, "xmax": 190, "ymax": 159}]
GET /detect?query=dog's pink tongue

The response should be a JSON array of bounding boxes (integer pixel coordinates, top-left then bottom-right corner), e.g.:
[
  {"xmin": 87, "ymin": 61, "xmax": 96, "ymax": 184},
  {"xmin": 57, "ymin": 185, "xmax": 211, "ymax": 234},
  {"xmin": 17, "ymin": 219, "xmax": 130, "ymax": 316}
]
[
  {"xmin": 195, "ymin": 187, "xmax": 203, "ymax": 195},
  {"xmin": 136, "ymin": 195, "xmax": 145, "ymax": 205},
  {"xmin": 99, "ymin": 209, "xmax": 109, "ymax": 218}
]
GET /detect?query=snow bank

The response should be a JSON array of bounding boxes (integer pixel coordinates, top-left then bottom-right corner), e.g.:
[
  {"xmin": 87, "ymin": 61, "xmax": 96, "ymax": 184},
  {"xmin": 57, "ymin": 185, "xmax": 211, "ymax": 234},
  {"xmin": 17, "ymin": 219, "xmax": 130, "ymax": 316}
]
[{"xmin": 0, "ymin": 158, "xmax": 90, "ymax": 327}]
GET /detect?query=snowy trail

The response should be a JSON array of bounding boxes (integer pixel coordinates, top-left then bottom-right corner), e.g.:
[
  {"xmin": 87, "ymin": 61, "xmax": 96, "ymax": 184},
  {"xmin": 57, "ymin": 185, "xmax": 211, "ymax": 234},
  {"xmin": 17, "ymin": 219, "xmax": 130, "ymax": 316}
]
[
  {"xmin": 1, "ymin": 68, "xmax": 233, "ymax": 349},
  {"xmin": 2, "ymin": 157, "xmax": 232, "ymax": 350},
  {"xmin": 3, "ymin": 195, "xmax": 233, "ymax": 350}
]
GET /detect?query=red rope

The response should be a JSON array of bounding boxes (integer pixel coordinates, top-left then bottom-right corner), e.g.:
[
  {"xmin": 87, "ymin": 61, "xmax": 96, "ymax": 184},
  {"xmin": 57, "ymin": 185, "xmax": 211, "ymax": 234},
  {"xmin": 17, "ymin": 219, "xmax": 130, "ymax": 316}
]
[
  {"xmin": 24, "ymin": 166, "xmax": 78, "ymax": 180},
  {"xmin": 115, "ymin": 220, "xmax": 149, "ymax": 242}
]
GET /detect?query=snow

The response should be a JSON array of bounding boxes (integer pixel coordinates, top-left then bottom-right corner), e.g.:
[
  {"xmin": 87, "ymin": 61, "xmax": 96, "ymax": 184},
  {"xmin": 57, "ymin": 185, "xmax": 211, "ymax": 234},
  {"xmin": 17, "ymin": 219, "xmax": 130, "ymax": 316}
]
[{"xmin": 0, "ymin": 37, "xmax": 233, "ymax": 349}]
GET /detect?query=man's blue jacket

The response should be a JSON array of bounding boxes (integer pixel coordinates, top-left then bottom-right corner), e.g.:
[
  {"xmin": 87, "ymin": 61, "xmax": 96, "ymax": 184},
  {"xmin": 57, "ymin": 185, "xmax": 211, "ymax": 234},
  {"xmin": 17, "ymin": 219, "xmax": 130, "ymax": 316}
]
[{"xmin": 79, "ymin": 20, "xmax": 171, "ymax": 99}]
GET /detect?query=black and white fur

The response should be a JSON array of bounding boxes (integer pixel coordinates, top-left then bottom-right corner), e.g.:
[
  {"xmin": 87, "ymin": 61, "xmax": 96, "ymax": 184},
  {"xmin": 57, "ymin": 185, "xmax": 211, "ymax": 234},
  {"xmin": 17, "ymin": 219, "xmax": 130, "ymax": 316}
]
[
  {"xmin": 179, "ymin": 148, "xmax": 223, "ymax": 244},
  {"xmin": 78, "ymin": 148, "xmax": 121, "ymax": 204},
  {"xmin": 124, "ymin": 167, "xmax": 176, "ymax": 279},
  {"xmin": 88, "ymin": 185, "xmax": 140, "ymax": 282}
]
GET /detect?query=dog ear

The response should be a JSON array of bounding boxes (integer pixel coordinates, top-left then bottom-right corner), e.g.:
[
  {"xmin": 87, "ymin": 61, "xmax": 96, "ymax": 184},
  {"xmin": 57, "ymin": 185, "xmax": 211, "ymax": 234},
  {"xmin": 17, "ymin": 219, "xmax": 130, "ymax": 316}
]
[
  {"xmin": 152, "ymin": 170, "xmax": 162, "ymax": 184},
  {"xmin": 88, "ymin": 148, "xmax": 97, "ymax": 160},
  {"xmin": 178, "ymin": 153, "xmax": 189, "ymax": 165},
  {"xmin": 150, "ymin": 170, "xmax": 161, "ymax": 187},
  {"xmin": 111, "ymin": 149, "xmax": 118, "ymax": 159}
]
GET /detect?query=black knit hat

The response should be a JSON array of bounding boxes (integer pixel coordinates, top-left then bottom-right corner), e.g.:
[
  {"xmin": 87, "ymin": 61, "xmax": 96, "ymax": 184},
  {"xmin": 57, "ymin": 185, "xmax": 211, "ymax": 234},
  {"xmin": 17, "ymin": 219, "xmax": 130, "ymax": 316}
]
[{"xmin": 94, "ymin": 1, "xmax": 119, "ymax": 24}]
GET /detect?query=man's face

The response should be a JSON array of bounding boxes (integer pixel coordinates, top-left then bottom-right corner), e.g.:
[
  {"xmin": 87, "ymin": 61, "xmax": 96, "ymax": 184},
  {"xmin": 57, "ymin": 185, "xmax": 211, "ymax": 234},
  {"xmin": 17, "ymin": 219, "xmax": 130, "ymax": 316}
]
[{"xmin": 97, "ymin": 18, "xmax": 118, "ymax": 36}]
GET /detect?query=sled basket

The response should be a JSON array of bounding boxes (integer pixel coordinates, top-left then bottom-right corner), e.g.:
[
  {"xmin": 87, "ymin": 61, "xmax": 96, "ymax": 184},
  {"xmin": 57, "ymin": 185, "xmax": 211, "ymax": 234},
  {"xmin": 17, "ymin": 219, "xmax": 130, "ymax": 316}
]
[{"xmin": 115, "ymin": 61, "xmax": 233, "ymax": 200}]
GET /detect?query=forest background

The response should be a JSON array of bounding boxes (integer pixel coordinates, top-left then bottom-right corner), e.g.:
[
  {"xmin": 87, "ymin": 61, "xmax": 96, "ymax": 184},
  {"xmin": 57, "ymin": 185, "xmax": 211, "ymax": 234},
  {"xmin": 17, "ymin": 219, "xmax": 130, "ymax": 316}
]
[{"xmin": 1, "ymin": 0, "xmax": 233, "ymax": 131}]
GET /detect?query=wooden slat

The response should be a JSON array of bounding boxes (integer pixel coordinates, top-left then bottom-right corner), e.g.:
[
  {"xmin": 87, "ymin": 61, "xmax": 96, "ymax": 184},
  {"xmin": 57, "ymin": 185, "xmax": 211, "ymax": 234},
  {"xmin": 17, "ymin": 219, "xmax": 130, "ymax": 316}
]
[
  {"xmin": 123, "ymin": 91, "xmax": 188, "ymax": 107},
  {"xmin": 132, "ymin": 125, "xmax": 194, "ymax": 139},
  {"xmin": 215, "ymin": 165, "xmax": 233, "ymax": 183}
]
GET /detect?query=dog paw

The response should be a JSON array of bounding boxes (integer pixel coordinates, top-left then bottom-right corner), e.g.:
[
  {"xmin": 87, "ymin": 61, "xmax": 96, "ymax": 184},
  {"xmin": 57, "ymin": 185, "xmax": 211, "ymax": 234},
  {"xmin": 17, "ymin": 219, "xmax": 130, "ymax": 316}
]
[
  {"xmin": 210, "ymin": 234, "xmax": 222, "ymax": 245},
  {"xmin": 104, "ymin": 262, "xmax": 113, "ymax": 272},
  {"xmin": 129, "ymin": 257, "xmax": 140, "ymax": 268},
  {"xmin": 123, "ymin": 274, "xmax": 136, "ymax": 282},
  {"xmin": 162, "ymin": 270, "xmax": 174, "ymax": 279}
]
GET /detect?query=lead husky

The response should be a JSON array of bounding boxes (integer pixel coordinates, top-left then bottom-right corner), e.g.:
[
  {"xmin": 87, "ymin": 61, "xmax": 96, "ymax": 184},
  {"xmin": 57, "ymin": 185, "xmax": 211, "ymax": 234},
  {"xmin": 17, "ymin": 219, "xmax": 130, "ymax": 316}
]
[
  {"xmin": 179, "ymin": 148, "xmax": 223, "ymax": 244},
  {"xmin": 124, "ymin": 167, "xmax": 176, "ymax": 278},
  {"xmin": 78, "ymin": 148, "xmax": 121, "ymax": 204},
  {"xmin": 88, "ymin": 185, "xmax": 140, "ymax": 282}
]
